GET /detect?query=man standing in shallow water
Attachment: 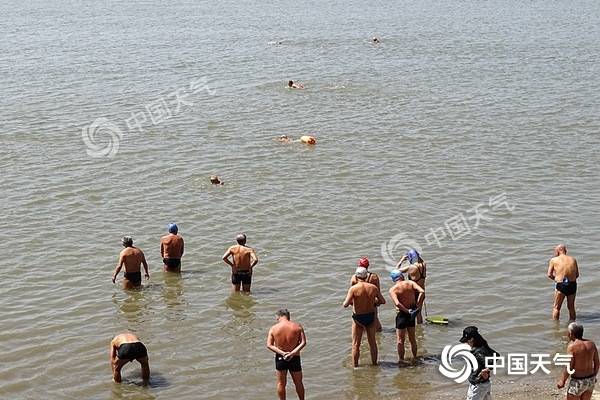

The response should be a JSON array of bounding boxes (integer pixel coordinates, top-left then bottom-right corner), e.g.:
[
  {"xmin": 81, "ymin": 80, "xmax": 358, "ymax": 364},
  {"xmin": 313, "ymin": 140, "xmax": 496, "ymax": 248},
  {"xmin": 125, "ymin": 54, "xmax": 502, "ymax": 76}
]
[
  {"xmin": 547, "ymin": 244, "xmax": 579, "ymax": 321},
  {"xmin": 343, "ymin": 267, "xmax": 386, "ymax": 367},
  {"xmin": 112, "ymin": 236, "xmax": 149, "ymax": 289},
  {"xmin": 267, "ymin": 309, "xmax": 307, "ymax": 400},
  {"xmin": 222, "ymin": 233, "xmax": 258, "ymax": 292},
  {"xmin": 160, "ymin": 223, "xmax": 184, "ymax": 272},
  {"xmin": 557, "ymin": 322, "xmax": 598, "ymax": 400}
]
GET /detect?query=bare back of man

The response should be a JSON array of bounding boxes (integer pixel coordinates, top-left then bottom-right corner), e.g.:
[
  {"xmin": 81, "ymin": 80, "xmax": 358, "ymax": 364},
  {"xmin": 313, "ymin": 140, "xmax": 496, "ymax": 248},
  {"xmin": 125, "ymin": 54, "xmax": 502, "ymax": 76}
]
[
  {"xmin": 548, "ymin": 245, "xmax": 579, "ymax": 321},
  {"xmin": 350, "ymin": 272, "xmax": 383, "ymax": 332},
  {"xmin": 109, "ymin": 332, "xmax": 150, "ymax": 383},
  {"xmin": 558, "ymin": 324, "xmax": 599, "ymax": 400},
  {"xmin": 112, "ymin": 238, "xmax": 149, "ymax": 289},
  {"xmin": 343, "ymin": 276, "xmax": 386, "ymax": 367},
  {"xmin": 267, "ymin": 309, "xmax": 307, "ymax": 400},
  {"xmin": 389, "ymin": 279, "xmax": 425, "ymax": 362},
  {"xmin": 161, "ymin": 234, "xmax": 184, "ymax": 272},
  {"xmin": 223, "ymin": 234, "xmax": 258, "ymax": 292}
]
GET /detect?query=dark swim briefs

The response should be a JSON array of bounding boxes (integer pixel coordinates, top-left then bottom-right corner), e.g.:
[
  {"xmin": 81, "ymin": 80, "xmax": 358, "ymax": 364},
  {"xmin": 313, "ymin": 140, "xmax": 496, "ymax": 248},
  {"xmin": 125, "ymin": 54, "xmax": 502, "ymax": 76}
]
[
  {"xmin": 275, "ymin": 354, "xmax": 302, "ymax": 372},
  {"xmin": 232, "ymin": 270, "xmax": 252, "ymax": 285},
  {"xmin": 556, "ymin": 281, "xmax": 577, "ymax": 296},
  {"xmin": 396, "ymin": 310, "xmax": 417, "ymax": 330},
  {"xmin": 117, "ymin": 342, "xmax": 148, "ymax": 360},
  {"xmin": 352, "ymin": 312, "xmax": 375, "ymax": 327},
  {"xmin": 163, "ymin": 258, "xmax": 181, "ymax": 269},
  {"xmin": 124, "ymin": 271, "xmax": 142, "ymax": 285}
]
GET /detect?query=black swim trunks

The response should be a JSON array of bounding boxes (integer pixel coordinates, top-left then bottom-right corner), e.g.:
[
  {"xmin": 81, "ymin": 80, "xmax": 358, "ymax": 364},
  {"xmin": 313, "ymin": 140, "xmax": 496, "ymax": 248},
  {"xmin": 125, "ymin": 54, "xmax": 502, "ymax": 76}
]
[
  {"xmin": 556, "ymin": 281, "xmax": 577, "ymax": 296},
  {"xmin": 232, "ymin": 271, "xmax": 252, "ymax": 285},
  {"xmin": 275, "ymin": 354, "xmax": 302, "ymax": 372},
  {"xmin": 117, "ymin": 342, "xmax": 148, "ymax": 360},
  {"xmin": 124, "ymin": 271, "xmax": 142, "ymax": 285},
  {"xmin": 163, "ymin": 258, "xmax": 181, "ymax": 269},
  {"xmin": 352, "ymin": 312, "xmax": 375, "ymax": 327},
  {"xmin": 396, "ymin": 310, "xmax": 417, "ymax": 330}
]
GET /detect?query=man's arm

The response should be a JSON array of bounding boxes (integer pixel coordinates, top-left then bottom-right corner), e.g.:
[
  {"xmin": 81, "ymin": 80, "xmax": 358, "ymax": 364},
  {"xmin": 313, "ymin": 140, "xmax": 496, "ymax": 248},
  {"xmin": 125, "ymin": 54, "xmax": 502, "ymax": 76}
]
[
  {"xmin": 557, "ymin": 343, "xmax": 574, "ymax": 389},
  {"xmin": 547, "ymin": 260, "xmax": 555, "ymax": 281},
  {"xmin": 266, "ymin": 328, "xmax": 286, "ymax": 356},
  {"xmin": 250, "ymin": 248, "xmax": 258, "ymax": 269},
  {"xmin": 575, "ymin": 260, "xmax": 579, "ymax": 279},
  {"xmin": 222, "ymin": 248, "xmax": 234, "ymax": 267},
  {"xmin": 289, "ymin": 326, "xmax": 307, "ymax": 357},
  {"xmin": 141, "ymin": 252, "xmax": 149, "ymax": 279},
  {"xmin": 594, "ymin": 344, "xmax": 599, "ymax": 377},
  {"xmin": 389, "ymin": 288, "xmax": 409, "ymax": 313},
  {"xmin": 342, "ymin": 288, "xmax": 354, "ymax": 308},
  {"xmin": 112, "ymin": 253, "xmax": 124, "ymax": 283},
  {"xmin": 181, "ymin": 238, "xmax": 184, "ymax": 257},
  {"xmin": 375, "ymin": 288, "xmax": 386, "ymax": 306},
  {"xmin": 395, "ymin": 255, "xmax": 407, "ymax": 269},
  {"xmin": 160, "ymin": 239, "xmax": 164, "ymax": 258},
  {"xmin": 109, "ymin": 339, "xmax": 117, "ymax": 366}
]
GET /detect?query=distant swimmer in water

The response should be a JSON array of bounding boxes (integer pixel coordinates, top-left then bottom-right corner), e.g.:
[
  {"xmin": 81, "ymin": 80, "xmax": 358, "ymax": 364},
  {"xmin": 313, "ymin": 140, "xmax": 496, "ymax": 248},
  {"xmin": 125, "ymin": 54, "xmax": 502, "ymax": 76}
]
[
  {"xmin": 275, "ymin": 135, "xmax": 292, "ymax": 143},
  {"xmin": 266, "ymin": 309, "xmax": 307, "ymax": 400},
  {"xmin": 396, "ymin": 249, "xmax": 426, "ymax": 324},
  {"xmin": 160, "ymin": 223, "xmax": 184, "ymax": 272},
  {"xmin": 222, "ymin": 233, "xmax": 259, "ymax": 292},
  {"xmin": 350, "ymin": 257, "xmax": 383, "ymax": 332},
  {"xmin": 300, "ymin": 135, "xmax": 316, "ymax": 145},
  {"xmin": 110, "ymin": 332, "xmax": 150, "ymax": 383},
  {"xmin": 210, "ymin": 175, "xmax": 224, "ymax": 185},
  {"xmin": 371, "ymin": 37, "xmax": 380, "ymax": 44},
  {"xmin": 389, "ymin": 270, "xmax": 424, "ymax": 363},
  {"xmin": 112, "ymin": 236, "xmax": 149, "ymax": 289},
  {"xmin": 547, "ymin": 244, "xmax": 579, "ymax": 321},
  {"xmin": 343, "ymin": 267, "xmax": 386, "ymax": 367},
  {"xmin": 288, "ymin": 80, "xmax": 304, "ymax": 89},
  {"xmin": 557, "ymin": 322, "xmax": 599, "ymax": 399}
]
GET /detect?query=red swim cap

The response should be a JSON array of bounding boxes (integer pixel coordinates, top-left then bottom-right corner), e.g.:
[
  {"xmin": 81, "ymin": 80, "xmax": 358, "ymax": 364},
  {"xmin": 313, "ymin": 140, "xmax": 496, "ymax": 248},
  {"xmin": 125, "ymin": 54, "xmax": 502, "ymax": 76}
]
[{"xmin": 358, "ymin": 257, "xmax": 369, "ymax": 268}]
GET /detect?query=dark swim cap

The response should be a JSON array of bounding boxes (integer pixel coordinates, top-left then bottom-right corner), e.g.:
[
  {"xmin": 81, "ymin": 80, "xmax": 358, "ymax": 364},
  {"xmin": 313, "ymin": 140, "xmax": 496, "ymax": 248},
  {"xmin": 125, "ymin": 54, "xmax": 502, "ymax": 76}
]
[{"xmin": 168, "ymin": 223, "xmax": 178, "ymax": 234}]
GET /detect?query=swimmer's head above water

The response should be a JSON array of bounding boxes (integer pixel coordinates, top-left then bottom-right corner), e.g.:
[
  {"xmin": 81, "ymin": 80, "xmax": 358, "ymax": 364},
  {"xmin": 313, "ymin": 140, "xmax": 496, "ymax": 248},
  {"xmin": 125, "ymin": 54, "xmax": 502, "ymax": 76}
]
[
  {"xmin": 121, "ymin": 236, "xmax": 133, "ymax": 247},
  {"xmin": 210, "ymin": 175, "xmax": 223, "ymax": 185},
  {"xmin": 288, "ymin": 80, "xmax": 294, "ymax": 87},
  {"xmin": 407, "ymin": 248, "xmax": 420, "ymax": 264},
  {"xmin": 554, "ymin": 243, "xmax": 567, "ymax": 256},
  {"xmin": 358, "ymin": 257, "xmax": 369, "ymax": 268},
  {"xmin": 236, "ymin": 233, "xmax": 247, "ymax": 245},
  {"xmin": 168, "ymin": 223, "xmax": 178, "ymax": 234}
]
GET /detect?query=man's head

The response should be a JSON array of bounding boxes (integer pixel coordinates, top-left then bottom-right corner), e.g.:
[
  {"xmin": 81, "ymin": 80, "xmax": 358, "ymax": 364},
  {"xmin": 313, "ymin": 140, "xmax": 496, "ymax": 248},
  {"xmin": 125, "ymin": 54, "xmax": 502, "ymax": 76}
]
[
  {"xmin": 358, "ymin": 257, "xmax": 370, "ymax": 269},
  {"xmin": 168, "ymin": 223, "xmax": 178, "ymax": 234},
  {"xmin": 355, "ymin": 267, "xmax": 368, "ymax": 280},
  {"xmin": 276, "ymin": 308, "xmax": 290, "ymax": 320},
  {"xmin": 568, "ymin": 322, "xmax": 584, "ymax": 340},
  {"xmin": 121, "ymin": 236, "xmax": 133, "ymax": 247},
  {"xmin": 390, "ymin": 269, "xmax": 404, "ymax": 282},
  {"xmin": 554, "ymin": 244, "xmax": 567, "ymax": 256},
  {"xmin": 210, "ymin": 176, "xmax": 221, "ymax": 185},
  {"xmin": 236, "ymin": 233, "xmax": 247, "ymax": 245},
  {"xmin": 288, "ymin": 80, "xmax": 294, "ymax": 87}
]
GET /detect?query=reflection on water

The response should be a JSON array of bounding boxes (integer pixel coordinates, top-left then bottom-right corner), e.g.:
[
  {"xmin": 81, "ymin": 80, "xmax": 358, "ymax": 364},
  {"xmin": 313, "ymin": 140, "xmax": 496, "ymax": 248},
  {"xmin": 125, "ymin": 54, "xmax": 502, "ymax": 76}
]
[
  {"xmin": 224, "ymin": 292, "xmax": 257, "ymax": 325},
  {"xmin": 110, "ymin": 379, "xmax": 156, "ymax": 400},
  {"xmin": 347, "ymin": 365, "xmax": 380, "ymax": 400},
  {"xmin": 161, "ymin": 273, "xmax": 187, "ymax": 321},
  {"xmin": 113, "ymin": 291, "xmax": 151, "ymax": 328}
]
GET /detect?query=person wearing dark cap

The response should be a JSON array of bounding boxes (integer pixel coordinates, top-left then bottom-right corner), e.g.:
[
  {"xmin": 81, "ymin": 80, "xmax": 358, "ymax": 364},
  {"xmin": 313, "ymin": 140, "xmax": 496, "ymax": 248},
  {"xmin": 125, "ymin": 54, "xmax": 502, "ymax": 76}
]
[
  {"xmin": 161, "ymin": 223, "xmax": 184, "ymax": 272},
  {"xmin": 350, "ymin": 257, "xmax": 383, "ymax": 332},
  {"xmin": 112, "ymin": 236, "xmax": 149, "ymax": 289},
  {"xmin": 222, "ymin": 233, "xmax": 258, "ymax": 292},
  {"xmin": 396, "ymin": 249, "xmax": 427, "ymax": 324},
  {"xmin": 459, "ymin": 326, "xmax": 499, "ymax": 400}
]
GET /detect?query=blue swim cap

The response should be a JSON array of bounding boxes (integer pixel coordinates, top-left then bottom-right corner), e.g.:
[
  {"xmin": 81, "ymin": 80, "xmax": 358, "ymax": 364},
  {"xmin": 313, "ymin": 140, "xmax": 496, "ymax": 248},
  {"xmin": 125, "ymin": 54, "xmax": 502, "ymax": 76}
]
[
  {"xmin": 407, "ymin": 249, "xmax": 420, "ymax": 264},
  {"xmin": 168, "ymin": 223, "xmax": 178, "ymax": 234},
  {"xmin": 390, "ymin": 269, "xmax": 403, "ymax": 282}
]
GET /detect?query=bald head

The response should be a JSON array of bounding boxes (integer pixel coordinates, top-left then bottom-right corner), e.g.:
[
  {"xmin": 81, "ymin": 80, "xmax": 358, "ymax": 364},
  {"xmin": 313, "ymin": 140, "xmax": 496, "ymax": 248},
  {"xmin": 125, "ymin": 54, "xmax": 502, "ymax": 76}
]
[
  {"xmin": 236, "ymin": 233, "xmax": 247, "ymax": 245},
  {"xmin": 554, "ymin": 244, "xmax": 567, "ymax": 256}
]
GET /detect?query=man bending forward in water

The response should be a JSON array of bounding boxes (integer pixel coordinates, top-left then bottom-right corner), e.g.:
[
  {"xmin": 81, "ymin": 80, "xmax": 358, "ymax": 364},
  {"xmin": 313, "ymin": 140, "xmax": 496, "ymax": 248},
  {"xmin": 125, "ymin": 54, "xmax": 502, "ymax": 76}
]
[
  {"xmin": 112, "ymin": 236, "xmax": 149, "ymax": 289},
  {"xmin": 343, "ymin": 267, "xmax": 386, "ymax": 367},
  {"xmin": 547, "ymin": 244, "xmax": 579, "ymax": 321},
  {"xmin": 267, "ymin": 309, "xmax": 307, "ymax": 400},
  {"xmin": 110, "ymin": 332, "xmax": 150, "ymax": 383},
  {"xmin": 222, "ymin": 233, "xmax": 258, "ymax": 292}
]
